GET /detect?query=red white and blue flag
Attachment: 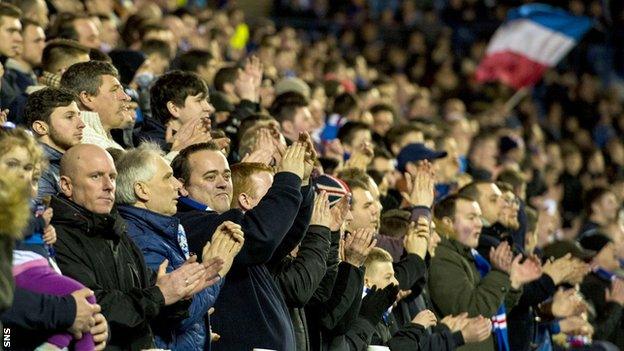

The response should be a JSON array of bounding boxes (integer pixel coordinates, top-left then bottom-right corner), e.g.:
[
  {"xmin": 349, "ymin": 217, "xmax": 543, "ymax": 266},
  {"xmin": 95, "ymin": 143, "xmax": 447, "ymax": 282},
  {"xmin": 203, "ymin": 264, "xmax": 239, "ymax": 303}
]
[{"xmin": 475, "ymin": 4, "xmax": 593, "ymax": 89}]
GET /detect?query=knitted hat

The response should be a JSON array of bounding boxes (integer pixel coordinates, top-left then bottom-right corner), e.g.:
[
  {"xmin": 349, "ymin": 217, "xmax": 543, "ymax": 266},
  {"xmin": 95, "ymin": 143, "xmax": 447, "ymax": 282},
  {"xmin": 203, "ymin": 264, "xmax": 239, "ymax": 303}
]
[{"xmin": 313, "ymin": 174, "xmax": 351, "ymax": 207}]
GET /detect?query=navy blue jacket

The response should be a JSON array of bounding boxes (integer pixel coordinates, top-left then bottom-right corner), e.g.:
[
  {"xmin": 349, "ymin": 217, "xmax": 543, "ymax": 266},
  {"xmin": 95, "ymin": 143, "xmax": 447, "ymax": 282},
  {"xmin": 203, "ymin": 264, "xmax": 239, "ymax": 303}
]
[
  {"xmin": 119, "ymin": 205, "xmax": 223, "ymax": 351},
  {"xmin": 175, "ymin": 172, "xmax": 304, "ymax": 351}
]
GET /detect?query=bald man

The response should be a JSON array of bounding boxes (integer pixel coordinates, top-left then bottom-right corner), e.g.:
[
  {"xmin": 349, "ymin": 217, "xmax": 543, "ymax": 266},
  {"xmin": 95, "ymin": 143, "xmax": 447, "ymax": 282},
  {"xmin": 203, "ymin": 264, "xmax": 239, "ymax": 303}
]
[{"xmin": 50, "ymin": 144, "xmax": 218, "ymax": 350}]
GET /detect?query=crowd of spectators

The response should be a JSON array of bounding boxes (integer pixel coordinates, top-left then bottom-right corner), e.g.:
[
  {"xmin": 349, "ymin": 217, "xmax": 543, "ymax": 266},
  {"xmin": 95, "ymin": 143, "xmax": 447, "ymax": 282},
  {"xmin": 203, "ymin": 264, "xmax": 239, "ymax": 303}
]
[{"xmin": 0, "ymin": 0, "xmax": 623, "ymax": 350}]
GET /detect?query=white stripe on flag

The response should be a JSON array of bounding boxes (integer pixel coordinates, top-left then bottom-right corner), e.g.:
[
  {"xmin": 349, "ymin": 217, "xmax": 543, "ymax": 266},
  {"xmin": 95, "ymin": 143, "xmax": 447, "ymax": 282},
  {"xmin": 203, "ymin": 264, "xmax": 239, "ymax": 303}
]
[{"xmin": 485, "ymin": 19, "xmax": 576, "ymax": 66}]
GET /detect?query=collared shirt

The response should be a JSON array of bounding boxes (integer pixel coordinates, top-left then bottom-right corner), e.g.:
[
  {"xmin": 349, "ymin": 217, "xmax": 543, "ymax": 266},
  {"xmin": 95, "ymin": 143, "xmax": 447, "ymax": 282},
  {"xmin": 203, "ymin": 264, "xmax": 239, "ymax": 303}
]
[
  {"xmin": 38, "ymin": 71, "xmax": 60, "ymax": 88},
  {"xmin": 80, "ymin": 110, "xmax": 125, "ymax": 150}
]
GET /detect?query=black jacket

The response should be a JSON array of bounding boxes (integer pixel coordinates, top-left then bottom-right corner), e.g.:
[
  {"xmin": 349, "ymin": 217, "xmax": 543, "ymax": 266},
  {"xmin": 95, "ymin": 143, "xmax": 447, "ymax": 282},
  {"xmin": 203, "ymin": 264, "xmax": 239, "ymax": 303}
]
[
  {"xmin": 175, "ymin": 172, "xmax": 304, "ymax": 351},
  {"xmin": 1, "ymin": 288, "xmax": 76, "ymax": 350},
  {"xmin": 580, "ymin": 272, "xmax": 624, "ymax": 349},
  {"xmin": 270, "ymin": 225, "xmax": 331, "ymax": 351},
  {"xmin": 51, "ymin": 195, "xmax": 185, "ymax": 350}
]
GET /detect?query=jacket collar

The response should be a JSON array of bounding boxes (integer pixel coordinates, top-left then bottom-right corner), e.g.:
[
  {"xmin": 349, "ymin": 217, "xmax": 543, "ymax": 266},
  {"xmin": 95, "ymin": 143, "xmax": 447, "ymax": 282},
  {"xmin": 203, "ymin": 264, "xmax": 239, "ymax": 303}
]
[
  {"xmin": 117, "ymin": 205, "xmax": 180, "ymax": 241},
  {"xmin": 40, "ymin": 143, "xmax": 63, "ymax": 163},
  {"xmin": 439, "ymin": 235, "xmax": 475, "ymax": 261},
  {"xmin": 50, "ymin": 195, "xmax": 125, "ymax": 240},
  {"xmin": 177, "ymin": 196, "xmax": 213, "ymax": 212}
]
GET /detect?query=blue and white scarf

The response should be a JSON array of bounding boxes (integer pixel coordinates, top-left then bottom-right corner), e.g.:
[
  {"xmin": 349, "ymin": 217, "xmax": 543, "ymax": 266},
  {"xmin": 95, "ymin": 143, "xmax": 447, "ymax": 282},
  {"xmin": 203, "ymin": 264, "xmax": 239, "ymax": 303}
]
[{"xmin": 471, "ymin": 249, "xmax": 510, "ymax": 351}]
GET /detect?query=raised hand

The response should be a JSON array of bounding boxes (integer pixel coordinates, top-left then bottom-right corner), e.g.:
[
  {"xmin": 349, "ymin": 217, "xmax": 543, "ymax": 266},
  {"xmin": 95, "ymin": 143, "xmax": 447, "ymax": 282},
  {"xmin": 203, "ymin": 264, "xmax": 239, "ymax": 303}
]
[
  {"xmin": 460, "ymin": 316, "xmax": 492, "ymax": 343},
  {"xmin": 543, "ymin": 254, "xmax": 590, "ymax": 285},
  {"xmin": 606, "ymin": 278, "xmax": 624, "ymax": 306},
  {"xmin": 559, "ymin": 316, "xmax": 594, "ymax": 336},
  {"xmin": 401, "ymin": 160, "xmax": 436, "ymax": 207},
  {"xmin": 329, "ymin": 194, "xmax": 351, "ymax": 232},
  {"xmin": 279, "ymin": 142, "xmax": 306, "ymax": 180},
  {"xmin": 298, "ymin": 132, "xmax": 318, "ymax": 185},
  {"xmin": 203, "ymin": 221, "xmax": 244, "ymax": 277},
  {"xmin": 412, "ymin": 309, "xmax": 437, "ymax": 328},
  {"xmin": 440, "ymin": 313, "xmax": 468, "ymax": 332},
  {"xmin": 359, "ymin": 284, "xmax": 400, "ymax": 324},
  {"xmin": 311, "ymin": 191, "xmax": 331, "ymax": 228},
  {"xmin": 344, "ymin": 141, "xmax": 374, "ymax": 171},
  {"xmin": 489, "ymin": 241, "xmax": 513, "ymax": 273},
  {"xmin": 509, "ymin": 254, "xmax": 543, "ymax": 289},
  {"xmin": 552, "ymin": 288, "xmax": 586, "ymax": 318},
  {"xmin": 403, "ymin": 216, "xmax": 430, "ymax": 259},
  {"xmin": 156, "ymin": 259, "xmax": 207, "ymax": 305},
  {"xmin": 343, "ymin": 227, "xmax": 376, "ymax": 267},
  {"xmin": 168, "ymin": 117, "xmax": 212, "ymax": 152}
]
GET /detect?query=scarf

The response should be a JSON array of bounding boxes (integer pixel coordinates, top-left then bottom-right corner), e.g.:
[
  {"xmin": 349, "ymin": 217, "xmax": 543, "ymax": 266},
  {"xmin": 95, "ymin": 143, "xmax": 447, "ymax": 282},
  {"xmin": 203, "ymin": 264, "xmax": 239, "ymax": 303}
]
[{"xmin": 471, "ymin": 249, "xmax": 510, "ymax": 351}]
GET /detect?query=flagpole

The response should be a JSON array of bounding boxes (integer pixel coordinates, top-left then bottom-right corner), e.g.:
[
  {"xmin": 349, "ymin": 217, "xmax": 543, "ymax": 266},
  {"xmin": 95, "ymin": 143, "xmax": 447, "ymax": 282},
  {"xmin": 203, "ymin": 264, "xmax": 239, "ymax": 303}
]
[{"xmin": 503, "ymin": 87, "xmax": 530, "ymax": 113}]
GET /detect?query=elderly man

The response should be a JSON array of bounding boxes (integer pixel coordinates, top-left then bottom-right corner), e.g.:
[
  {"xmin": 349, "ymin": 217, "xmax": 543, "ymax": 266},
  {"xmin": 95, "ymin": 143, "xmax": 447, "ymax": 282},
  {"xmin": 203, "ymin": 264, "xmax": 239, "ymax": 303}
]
[
  {"xmin": 171, "ymin": 140, "xmax": 313, "ymax": 351},
  {"xmin": 51, "ymin": 144, "xmax": 219, "ymax": 350},
  {"xmin": 114, "ymin": 144, "xmax": 243, "ymax": 350}
]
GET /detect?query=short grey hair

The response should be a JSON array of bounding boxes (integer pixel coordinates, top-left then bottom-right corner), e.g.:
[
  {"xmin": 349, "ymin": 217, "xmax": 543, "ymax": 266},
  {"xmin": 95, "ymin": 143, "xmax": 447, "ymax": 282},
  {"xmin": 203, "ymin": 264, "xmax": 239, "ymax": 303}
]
[{"xmin": 115, "ymin": 143, "xmax": 164, "ymax": 205}]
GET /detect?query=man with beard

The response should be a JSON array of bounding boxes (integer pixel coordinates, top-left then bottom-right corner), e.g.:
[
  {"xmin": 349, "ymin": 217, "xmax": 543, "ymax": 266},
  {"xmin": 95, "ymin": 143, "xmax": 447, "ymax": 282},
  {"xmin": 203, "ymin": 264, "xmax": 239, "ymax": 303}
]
[
  {"xmin": 25, "ymin": 87, "xmax": 85, "ymax": 199},
  {"xmin": 458, "ymin": 181, "xmax": 589, "ymax": 351}
]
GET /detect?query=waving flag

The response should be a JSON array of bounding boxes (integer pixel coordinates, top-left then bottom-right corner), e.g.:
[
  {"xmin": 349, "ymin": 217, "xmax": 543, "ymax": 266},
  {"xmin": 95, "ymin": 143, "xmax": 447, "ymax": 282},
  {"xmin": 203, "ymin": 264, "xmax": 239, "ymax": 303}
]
[{"xmin": 475, "ymin": 4, "xmax": 593, "ymax": 89}]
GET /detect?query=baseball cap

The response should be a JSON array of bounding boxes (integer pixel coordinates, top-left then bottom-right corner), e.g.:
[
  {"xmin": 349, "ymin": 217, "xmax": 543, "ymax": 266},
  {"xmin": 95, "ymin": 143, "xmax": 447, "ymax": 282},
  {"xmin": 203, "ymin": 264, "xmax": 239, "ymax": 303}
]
[{"xmin": 396, "ymin": 143, "xmax": 447, "ymax": 172}]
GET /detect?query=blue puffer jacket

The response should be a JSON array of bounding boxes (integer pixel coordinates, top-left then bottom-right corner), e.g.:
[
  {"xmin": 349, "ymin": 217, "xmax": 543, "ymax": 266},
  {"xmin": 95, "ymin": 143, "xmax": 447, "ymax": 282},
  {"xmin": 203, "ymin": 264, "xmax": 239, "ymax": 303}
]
[{"xmin": 118, "ymin": 205, "xmax": 223, "ymax": 351}]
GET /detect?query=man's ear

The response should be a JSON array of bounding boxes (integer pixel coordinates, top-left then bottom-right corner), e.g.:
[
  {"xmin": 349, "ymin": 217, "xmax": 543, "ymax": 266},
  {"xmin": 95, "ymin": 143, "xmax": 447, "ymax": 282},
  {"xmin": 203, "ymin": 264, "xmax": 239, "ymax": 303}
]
[
  {"xmin": 166, "ymin": 101, "xmax": 180, "ymax": 118},
  {"xmin": 178, "ymin": 178, "xmax": 189, "ymax": 197},
  {"xmin": 78, "ymin": 91, "xmax": 95, "ymax": 110},
  {"xmin": 134, "ymin": 182, "xmax": 150, "ymax": 203},
  {"xmin": 31, "ymin": 121, "xmax": 49, "ymax": 137},
  {"xmin": 281, "ymin": 120, "xmax": 294, "ymax": 138},
  {"xmin": 238, "ymin": 192, "xmax": 252, "ymax": 211},
  {"xmin": 59, "ymin": 175, "xmax": 73, "ymax": 198}
]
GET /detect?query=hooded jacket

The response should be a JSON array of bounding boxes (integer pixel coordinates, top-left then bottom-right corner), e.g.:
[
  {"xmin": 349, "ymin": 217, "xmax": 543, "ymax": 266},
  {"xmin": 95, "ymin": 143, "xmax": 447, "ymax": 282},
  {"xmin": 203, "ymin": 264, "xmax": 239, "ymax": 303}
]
[
  {"xmin": 119, "ymin": 205, "xmax": 223, "ymax": 351},
  {"xmin": 51, "ymin": 195, "xmax": 189, "ymax": 350}
]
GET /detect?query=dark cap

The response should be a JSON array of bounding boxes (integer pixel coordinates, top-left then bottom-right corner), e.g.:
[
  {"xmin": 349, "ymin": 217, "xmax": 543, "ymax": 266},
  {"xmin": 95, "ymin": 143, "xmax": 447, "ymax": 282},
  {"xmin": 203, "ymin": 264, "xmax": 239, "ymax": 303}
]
[
  {"xmin": 579, "ymin": 232, "xmax": 612, "ymax": 254},
  {"xmin": 396, "ymin": 143, "xmax": 447, "ymax": 172},
  {"xmin": 542, "ymin": 240, "xmax": 596, "ymax": 262}
]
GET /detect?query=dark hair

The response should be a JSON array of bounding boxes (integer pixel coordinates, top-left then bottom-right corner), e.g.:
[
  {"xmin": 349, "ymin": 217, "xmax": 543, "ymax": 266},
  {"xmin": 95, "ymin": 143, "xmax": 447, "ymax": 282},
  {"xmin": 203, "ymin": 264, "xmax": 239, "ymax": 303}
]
[
  {"xmin": 89, "ymin": 48, "xmax": 112, "ymax": 63},
  {"xmin": 584, "ymin": 186, "xmax": 614, "ymax": 216},
  {"xmin": 213, "ymin": 66, "xmax": 239, "ymax": 92},
  {"xmin": 379, "ymin": 210, "xmax": 411, "ymax": 237},
  {"xmin": 138, "ymin": 22, "xmax": 169, "ymax": 41},
  {"xmin": 0, "ymin": 3, "xmax": 21, "ymax": 26},
  {"xmin": 457, "ymin": 181, "xmax": 493, "ymax": 202},
  {"xmin": 48, "ymin": 13, "xmax": 88, "ymax": 41},
  {"xmin": 25, "ymin": 87, "xmax": 76, "ymax": 127},
  {"xmin": 332, "ymin": 92, "xmax": 359, "ymax": 116},
  {"xmin": 178, "ymin": 49, "xmax": 213, "ymax": 73},
  {"xmin": 41, "ymin": 39, "xmax": 90, "ymax": 73},
  {"xmin": 374, "ymin": 146, "xmax": 393, "ymax": 159},
  {"xmin": 433, "ymin": 194, "xmax": 475, "ymax": 221},
  {"xmin": 150, "ymin": 70, "xmax": 208, "ymax": 124},
  {"xmin": 497, "ymin": 169, "xmax": 526, "ymax": 190},
  {"xmin": 385, "ymin": 124, "xmax": 421, "ymax": 147},
  {"xmin": 20, "ymin": 18, "xmax": 41, "ymax": 32},
  {"xmin": 370, "ymin": 103, "xmax": 395, "ymax": 118},
  {"xmin": 337, "ymin": 121, "xmax": 369, "ymax": 146},
  {"xmin": 141, "ymin": 39, "xmax": 171, "ymax": 59},
  {"xmin": 269, "ymin": 91, "xmax": 308, "ymax": 124},
  {"xmin": 60, "ymin": 61, "xmax": 119, "ymax": 97},
  {"xmin": 171, "ymin": 142, "xmax": 221, "ymax": 184}
]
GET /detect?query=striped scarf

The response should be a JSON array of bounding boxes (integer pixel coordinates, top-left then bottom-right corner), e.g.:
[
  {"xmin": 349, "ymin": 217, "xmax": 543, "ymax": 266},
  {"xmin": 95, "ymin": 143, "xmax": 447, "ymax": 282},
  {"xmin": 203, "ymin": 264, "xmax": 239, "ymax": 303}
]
[{"xmin": 471, "ymin": 249, "xmax": 510, "ymax": 351}]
